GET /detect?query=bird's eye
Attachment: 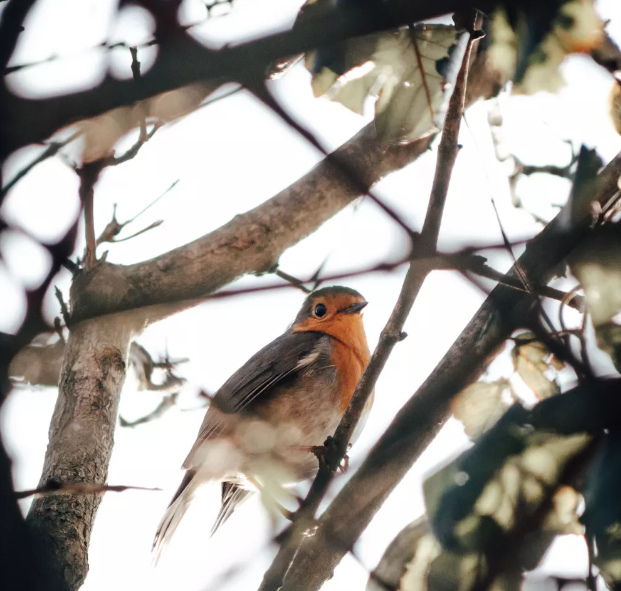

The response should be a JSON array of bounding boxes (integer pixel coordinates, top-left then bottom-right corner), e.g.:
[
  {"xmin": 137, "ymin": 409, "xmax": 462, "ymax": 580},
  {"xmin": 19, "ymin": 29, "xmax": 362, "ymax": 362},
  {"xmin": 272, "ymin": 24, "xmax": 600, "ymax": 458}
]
[{"xmin": 314, "ymin": 303, "xmax": 328, "ymax": 318}]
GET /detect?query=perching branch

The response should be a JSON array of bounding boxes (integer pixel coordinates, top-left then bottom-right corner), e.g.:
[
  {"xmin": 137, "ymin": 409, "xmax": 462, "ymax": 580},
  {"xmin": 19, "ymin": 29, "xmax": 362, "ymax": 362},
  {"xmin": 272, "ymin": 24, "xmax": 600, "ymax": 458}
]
[
  {"xmin": 275, "ymin": 148, "xmax": 621, "ymax": 591},
  {"xmin": 261, "ymin": 22, "xmax": 479, "ymax": 591}
]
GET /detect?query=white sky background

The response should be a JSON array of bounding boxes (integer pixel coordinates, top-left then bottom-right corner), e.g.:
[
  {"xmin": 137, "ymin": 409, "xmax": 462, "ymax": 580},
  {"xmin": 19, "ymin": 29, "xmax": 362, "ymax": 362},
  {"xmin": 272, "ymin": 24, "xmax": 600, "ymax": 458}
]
[{"xmin": 1, "ymin": 1, "xmax": 621, "ymax": 590}]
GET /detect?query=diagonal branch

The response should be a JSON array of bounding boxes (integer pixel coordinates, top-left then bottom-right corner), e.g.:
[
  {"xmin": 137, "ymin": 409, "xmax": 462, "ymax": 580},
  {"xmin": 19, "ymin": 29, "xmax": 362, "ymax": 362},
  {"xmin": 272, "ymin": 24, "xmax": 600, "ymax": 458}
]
[
  {"xmin": 276, "ymin": 148, "xmax": 621, "ymax": 591},
  {"xmin": 259, "ymin": 21, "xmax": 479, "ymax": 591},
  {"xmin": 68, "ymin": 122, "xmax": 435, "ymax": 326}
]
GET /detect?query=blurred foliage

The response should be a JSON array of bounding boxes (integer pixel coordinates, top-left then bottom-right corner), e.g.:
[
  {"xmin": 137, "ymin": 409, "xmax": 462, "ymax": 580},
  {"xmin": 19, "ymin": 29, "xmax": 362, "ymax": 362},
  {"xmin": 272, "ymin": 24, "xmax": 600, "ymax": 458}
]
[
  {"xmin": 452, "ymin": 379, "xmax": 513, "ymax": 441},
  {"xmin": 569, "ymin": 225, "xmax": 621, "ymax": 327},
  {"xmin": 271, "ymin": 0, "xmax": 470, "ymax": 144},
  {"xmin": 489, "ymin": 0, "xmax": 604, "ymax": 94},
  {"xmin": 583, "ymin": 431, "xmax": 621, "ymax": 588},
  {"xmin": 511, "ymin": 333, "xmax": 564, "ymax": 400}
]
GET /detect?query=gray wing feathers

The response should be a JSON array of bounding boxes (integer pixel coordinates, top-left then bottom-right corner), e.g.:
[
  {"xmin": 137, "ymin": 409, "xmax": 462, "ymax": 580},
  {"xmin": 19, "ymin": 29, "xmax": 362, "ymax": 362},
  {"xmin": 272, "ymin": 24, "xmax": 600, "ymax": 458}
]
[{"xmin": 183, "ymin": 331, "xmax": 328, "ymax": 469}]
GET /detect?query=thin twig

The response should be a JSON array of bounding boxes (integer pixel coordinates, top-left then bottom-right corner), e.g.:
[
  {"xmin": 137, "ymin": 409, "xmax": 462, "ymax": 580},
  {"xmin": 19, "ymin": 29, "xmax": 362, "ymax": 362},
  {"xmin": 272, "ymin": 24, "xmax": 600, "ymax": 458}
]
[
  {"xmin": 471, "ymin": 261, "xmax": 584, "ymax": 311},
  {"xmin": 119, "ymin": 393, "xmax": 179, "ymax": 428},
  {"xmin": 259, "ymin": 22, "xmax": 479, "ymax": 591},
  {"xmin": 94, "ymin": 181, "xmax": 178, "ymax": 249},
  {"xmin": 273, "ymin": 269, "xmax": 312, "ymax": 293},
  {"xmin": 113, "ymin": 220, "xmax": 163, "ymax": 242},
  {"xmin": 1, "ymin": 131, "xmax": 81, "ymax": 198},
  {"xmin": 254, "ymin": 83, "xmax": 419, "ymax": 240},
  {"xmin": 54, "ymin": 287, "xmax": 71, "ymax": 328},
  {"xmin": 108, "ymin": 124, "xmax": 159, "ymax": 165},
  {"xmin": 125, "ymin": 180, "xmax": 179, "ymax": 225},
  {"xmin": 76, "ymin": 161, "xmax": 105, "ymax": 269},
  {"xmin": 15, "ymin": 480, "xmax": 161, "ymax": 499},
  {"xmin": 130, "ymin": 46, "xmax": 147, "ymax": 144}
]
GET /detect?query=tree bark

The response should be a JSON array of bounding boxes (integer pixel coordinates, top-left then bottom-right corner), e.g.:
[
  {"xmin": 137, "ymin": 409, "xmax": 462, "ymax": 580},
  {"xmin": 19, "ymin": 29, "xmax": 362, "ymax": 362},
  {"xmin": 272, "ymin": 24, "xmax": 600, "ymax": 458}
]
[{"xmin": 26, "ymin": 317, "xmax": 133, "ymax": 590}]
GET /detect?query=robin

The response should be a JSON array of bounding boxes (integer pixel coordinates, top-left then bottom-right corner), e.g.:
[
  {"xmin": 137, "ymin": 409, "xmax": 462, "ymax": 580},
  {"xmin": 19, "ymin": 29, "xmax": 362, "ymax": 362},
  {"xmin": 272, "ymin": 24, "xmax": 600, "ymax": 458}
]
[{"xmin": 153, "ymin": 286, "xmax": 371, "ymax": 558}]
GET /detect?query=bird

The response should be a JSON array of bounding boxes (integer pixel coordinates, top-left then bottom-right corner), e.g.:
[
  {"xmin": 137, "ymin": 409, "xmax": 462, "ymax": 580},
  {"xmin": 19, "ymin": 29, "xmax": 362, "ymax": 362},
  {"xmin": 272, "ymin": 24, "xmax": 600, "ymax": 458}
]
[{"xmin": 153, "ymin": 285, "xmax": 372, "ymax": 559}]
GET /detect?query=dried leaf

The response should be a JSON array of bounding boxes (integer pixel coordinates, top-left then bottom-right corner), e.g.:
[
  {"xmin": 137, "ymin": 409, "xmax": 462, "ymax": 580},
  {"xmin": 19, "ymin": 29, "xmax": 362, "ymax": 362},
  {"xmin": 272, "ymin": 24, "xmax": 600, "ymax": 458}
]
[
  {"xmin": 452, "ymin": 379, "xmax": 512, "ymax": 440},
  {"xmin": 367, "ymin": 518, "xmax": 434, "ymax": 591},
  {"xmin": 307, "ymin": 24, "xmax": 468, "ymax": 144},
  {"xmin": 399, "ymin": 533, "xmax": 442, "ymax": 591},
  {"xmin": 512, "ymin": 332, "xmax": 563, "ymax": 400},
  {"xmin": 569, "ymin": 225, "xmax": 621, "ymax": 326}
]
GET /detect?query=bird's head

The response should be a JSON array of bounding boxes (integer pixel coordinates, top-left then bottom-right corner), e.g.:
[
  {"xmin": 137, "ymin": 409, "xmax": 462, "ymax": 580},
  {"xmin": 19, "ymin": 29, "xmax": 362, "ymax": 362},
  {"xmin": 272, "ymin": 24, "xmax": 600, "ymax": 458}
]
[{"xmin": 292, "ymin": 286, "xmax": 368, "ymax": 353}]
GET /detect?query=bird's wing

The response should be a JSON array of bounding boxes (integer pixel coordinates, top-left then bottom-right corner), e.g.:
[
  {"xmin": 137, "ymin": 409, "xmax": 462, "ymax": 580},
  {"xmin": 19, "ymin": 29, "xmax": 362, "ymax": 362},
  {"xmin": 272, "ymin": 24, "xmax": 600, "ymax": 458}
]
[{"xmin": 182, "ymin": 330, "xmax": 331, "ymax": 469}]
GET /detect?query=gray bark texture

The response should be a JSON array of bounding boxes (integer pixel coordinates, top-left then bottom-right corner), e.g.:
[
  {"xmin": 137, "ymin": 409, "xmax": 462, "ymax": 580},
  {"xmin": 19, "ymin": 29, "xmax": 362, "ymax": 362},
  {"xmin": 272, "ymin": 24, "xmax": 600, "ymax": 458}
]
[{"xmin": 26, "ymin": 318, "xmax": 132, "ymax": 590}]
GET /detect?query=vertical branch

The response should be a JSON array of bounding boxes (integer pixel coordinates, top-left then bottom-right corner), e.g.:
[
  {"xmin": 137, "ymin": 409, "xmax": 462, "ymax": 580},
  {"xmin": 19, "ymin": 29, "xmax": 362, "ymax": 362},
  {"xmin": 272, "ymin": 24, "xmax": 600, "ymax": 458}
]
[
  {"xmin": 259, "ymin": 21, "xmax": 479, "ymax": 591},
  {"xmin": 26, "ymin": 317, "xmax": 134, "ymax": 591},
  {"xmin": 77, "ymin": 162, "xmax": 103, "ymax": 269},
  {"xmin": 129, "ymin": 46, "xmax": 148, "ymax": 144}
]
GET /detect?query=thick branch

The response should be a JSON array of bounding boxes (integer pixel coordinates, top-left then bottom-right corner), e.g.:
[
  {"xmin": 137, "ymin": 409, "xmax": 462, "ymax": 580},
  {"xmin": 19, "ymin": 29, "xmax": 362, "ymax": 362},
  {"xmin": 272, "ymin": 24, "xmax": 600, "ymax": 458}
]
[
  {"xmin": 278, "ymin": 151, "xmax": 621, "ymax": 591},
  {"xmin": 69, "ymin": 123, "xmax": 433, "ymax": 325},
  {"xmin": 26, "ymin": 318, "xmax": 133, "ymax": 591}
]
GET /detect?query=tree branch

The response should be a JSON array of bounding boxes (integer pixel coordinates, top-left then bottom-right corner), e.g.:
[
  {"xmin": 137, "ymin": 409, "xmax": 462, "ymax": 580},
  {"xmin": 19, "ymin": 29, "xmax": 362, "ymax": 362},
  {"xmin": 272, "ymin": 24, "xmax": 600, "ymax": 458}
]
[
  {"xmin": 16, "ymin": 480, "xmax": 160, "ymax": 500},
  {"xmin": 68, "ymin": 122, "xmax": 435, "ymax": 326},
  {"xmin": 276, "ymin": 149, "xmax": 621, "ymax": 591},
  {"xmin": 26, "ymin": 317, "xmax": 133, "ymax": 591},
  {"xmin": 260, "ymin": 22, "xmax": 479, "ymax": 591}
]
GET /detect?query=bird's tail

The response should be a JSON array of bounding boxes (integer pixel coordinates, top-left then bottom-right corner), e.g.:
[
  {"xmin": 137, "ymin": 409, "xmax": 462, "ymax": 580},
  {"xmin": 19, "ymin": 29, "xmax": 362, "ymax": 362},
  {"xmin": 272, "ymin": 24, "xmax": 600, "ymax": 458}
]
[{"xmin": 152, "ymin": 470, "xmax": 197, "ymax": 564}]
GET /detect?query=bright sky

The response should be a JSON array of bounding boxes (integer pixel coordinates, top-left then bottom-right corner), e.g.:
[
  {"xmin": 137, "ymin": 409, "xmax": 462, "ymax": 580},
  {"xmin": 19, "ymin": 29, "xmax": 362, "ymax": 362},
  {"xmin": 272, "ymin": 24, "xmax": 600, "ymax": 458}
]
[{"xmin": 1, "ymin": 1, "xmax": 621, "ymax": 590}]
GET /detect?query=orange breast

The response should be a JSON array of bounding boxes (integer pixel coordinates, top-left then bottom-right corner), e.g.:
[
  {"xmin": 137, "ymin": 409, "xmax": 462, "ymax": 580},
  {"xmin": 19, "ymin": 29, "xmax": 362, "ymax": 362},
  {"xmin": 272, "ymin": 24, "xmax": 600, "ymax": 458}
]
[
  {"xmin": 293, "ymin": 312, "xmax": 371, "ymax": 413},
  {"xmin": 330, "ymin": 339, "xmax": 369, "ymax": 412}
]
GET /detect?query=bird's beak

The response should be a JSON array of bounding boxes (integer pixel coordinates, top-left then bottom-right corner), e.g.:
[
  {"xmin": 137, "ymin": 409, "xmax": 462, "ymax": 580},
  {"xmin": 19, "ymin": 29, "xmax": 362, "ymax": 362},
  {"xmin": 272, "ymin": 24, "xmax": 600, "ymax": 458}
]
[{"xmin": 339, "ymin": 301, "xmax": 368, "ymax": 315}]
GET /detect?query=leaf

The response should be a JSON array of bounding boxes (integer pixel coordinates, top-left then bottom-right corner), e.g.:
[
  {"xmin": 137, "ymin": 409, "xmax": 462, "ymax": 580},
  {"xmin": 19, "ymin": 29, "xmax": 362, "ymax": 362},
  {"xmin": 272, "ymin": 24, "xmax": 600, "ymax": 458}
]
[
  {"xmin": 367, "ymin": 518, "xmax": 435, "ymax": 591},
  {"xmin": 512, "ymin": 332, "xmax": 563, "ymax": 400},
  {"xmin": 307, "ymin": 24, "xmax": 468, "ymax": 144},
  {"xmin": 489, "ymin": 0, "xmax": 604, "ymax": 95},
  {"xmin": 425, "ymin": 398, "xmax": 591, "ymax": 555},
  {"xmin": 569, "ymin": 225, "xmax": 621, "ymax": 326},
  {"xmin": 452, "ymin": 379, "xmax": 512, "ymax": 440},
  {"xmin": 595, "ymin": 321, "xmax": 621, "ymax": 373},
  {"xmin": 583, "ymin": 432, "xmax": 621, "ymax": 589}
]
